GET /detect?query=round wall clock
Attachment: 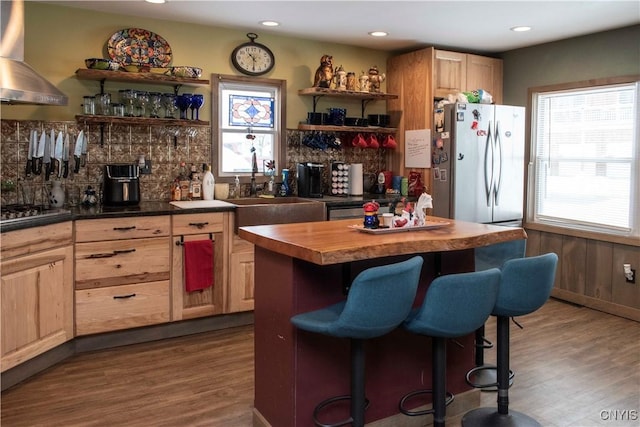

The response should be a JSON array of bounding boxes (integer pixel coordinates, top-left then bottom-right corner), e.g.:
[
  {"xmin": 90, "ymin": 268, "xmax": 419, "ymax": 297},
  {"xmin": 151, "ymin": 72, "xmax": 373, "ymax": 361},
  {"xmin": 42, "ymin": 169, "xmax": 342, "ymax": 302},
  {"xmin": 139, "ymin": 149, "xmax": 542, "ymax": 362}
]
[{"xmin": 231, "ymin": 33, "xmax": 275, "ymax": 76}]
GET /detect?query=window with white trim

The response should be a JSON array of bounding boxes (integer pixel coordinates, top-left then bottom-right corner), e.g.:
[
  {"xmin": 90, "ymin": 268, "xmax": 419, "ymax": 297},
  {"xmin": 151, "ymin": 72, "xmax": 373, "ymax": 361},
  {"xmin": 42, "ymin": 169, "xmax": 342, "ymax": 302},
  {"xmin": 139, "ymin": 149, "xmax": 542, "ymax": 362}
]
[
  {"xmin": 528, "ymin": 79, "xmax": 639, "ymax": 237},
  {"xmin": 213, "ymin": 76, "xmax": 285, "ymax": 178}
]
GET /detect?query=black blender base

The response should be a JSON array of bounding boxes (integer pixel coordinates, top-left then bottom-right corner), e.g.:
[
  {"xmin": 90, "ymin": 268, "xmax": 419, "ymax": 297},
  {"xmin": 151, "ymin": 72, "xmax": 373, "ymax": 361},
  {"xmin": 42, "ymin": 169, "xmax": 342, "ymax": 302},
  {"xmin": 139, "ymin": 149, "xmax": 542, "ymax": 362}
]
[{"xmin": 462, "ymin": 407, "xmax": 542, "ymax": 427}]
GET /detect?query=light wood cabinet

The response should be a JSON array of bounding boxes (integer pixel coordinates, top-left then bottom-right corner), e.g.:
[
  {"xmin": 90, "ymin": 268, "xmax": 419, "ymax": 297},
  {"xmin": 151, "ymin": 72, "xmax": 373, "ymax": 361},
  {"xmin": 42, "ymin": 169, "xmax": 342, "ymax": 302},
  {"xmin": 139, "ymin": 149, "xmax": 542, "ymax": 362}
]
[
  {"xmin": 433, "ymin": 49, "xmax": 503, "ymax": 103},
  {"xmin": 387, "ymin": 47, "xmax": 504, "ymax": 192},
  {"xmin": 433, "ymin": 50, "xmax": 467, "ymax": 98},
  {"xmin": 171, "ymin": 213, "xmax": 229, "ymax": 320},
  {"xmin": 228, "ymin": 235, "xmax": 255, "ymax": 313},
  {"xmin": 1, "ymin": 222, "xmax": 73, "ymax": 372},
  {"xmin": 74, "ymin": 216, "xmax": 171, "ymax": 335}
]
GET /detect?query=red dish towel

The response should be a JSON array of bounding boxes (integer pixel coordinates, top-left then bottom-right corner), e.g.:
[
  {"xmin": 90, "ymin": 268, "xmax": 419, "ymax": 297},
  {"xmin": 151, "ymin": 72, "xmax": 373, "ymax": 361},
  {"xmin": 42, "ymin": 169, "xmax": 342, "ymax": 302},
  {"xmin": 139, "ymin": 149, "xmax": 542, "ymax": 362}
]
[{"xmin": 183, "ymin": 239, "xmax": 214, "ymax": 292}]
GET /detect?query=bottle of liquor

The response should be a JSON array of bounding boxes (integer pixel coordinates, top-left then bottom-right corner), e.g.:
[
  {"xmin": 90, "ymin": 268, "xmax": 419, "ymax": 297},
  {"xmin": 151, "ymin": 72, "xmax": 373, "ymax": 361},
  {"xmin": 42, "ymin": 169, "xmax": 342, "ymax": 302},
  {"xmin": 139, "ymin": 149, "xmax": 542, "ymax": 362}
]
[
  {"xmin": 191, "ymin": 171, "xmax": 202, "ymax": 200},
  {"xmin": 178, "ymin": 162, "xmax": 190, "ymax": 201}
]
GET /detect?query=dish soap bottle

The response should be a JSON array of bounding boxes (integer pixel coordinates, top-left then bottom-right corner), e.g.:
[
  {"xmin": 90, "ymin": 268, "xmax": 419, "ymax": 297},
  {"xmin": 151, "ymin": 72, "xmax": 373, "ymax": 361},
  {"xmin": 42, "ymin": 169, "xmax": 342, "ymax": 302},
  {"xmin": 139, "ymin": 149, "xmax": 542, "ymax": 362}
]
[{"xmin": 202, "ymin": 164, "xmax": 215, "ymax": 200}]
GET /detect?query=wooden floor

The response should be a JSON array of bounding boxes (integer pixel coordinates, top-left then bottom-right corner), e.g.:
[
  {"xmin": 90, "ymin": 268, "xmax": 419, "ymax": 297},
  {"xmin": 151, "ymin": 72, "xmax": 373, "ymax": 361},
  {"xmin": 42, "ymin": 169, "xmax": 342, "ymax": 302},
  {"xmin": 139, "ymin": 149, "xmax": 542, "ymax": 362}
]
[{"xmin": 2, "ymin": 298, "xmax": 639, "ymax": 427}]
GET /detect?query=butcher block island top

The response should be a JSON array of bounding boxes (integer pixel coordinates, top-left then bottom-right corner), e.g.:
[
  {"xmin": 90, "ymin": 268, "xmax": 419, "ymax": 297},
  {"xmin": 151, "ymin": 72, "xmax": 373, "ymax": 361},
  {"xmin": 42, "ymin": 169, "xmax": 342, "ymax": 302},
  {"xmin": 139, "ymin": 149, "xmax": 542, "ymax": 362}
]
[{"xmin": 238, "ymin": 216, "xmax": 527, "ymax": 265}]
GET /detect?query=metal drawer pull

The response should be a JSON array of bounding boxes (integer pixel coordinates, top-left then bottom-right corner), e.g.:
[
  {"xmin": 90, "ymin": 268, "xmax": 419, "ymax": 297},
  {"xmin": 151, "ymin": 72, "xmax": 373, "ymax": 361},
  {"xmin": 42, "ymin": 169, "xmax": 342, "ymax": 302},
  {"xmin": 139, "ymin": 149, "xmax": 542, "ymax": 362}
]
[
  {"xmin": 113, "ymin": 249, "xmax": 136, "ymax": 255},
  {"xmin": 87, "ymin": 252, "xmax": 116, "ymax": 259},
  {"xmin": 188, "ymin": 222, "xmax": 209, "ymax": 229},
  {"xmin": 86, "ymin": 248, "xmax": 136, "ymax": 258},
  {"xmin": 113, "ymin": 226, "xmax": 137, "ymax": 231},
  {"xmin": 113, "ymin": 293, "xmax": 136, "ymax": 299}
]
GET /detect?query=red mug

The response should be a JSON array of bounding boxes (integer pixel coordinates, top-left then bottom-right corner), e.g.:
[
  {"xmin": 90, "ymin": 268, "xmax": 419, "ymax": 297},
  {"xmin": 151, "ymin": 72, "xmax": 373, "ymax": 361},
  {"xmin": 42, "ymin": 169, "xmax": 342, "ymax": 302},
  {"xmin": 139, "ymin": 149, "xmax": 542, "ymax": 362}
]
[
  {"xmin": 352, "ymin": 133, "xmax": 367, "ymax": 148},
  {"xmin": 367, "ymin": 133, "xmax": 379, "ymax": 148}
]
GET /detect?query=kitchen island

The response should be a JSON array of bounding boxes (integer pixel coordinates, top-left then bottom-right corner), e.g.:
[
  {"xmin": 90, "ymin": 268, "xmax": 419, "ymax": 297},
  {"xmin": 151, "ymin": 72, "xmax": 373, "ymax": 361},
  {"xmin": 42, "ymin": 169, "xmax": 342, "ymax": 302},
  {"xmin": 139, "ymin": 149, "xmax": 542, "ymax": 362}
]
[{"xmin": 238, "ymin": 217, "xmax": 526, "ymax": 427}]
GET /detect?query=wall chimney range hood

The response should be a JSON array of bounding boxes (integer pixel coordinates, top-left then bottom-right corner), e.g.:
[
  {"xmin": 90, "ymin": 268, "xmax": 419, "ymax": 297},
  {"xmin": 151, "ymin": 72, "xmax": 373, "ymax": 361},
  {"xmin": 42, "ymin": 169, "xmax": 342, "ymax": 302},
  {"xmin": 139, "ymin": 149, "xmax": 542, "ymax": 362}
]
[{"xmin": 1, "ymin": 0, "xmax": 68, "ymax": 106}]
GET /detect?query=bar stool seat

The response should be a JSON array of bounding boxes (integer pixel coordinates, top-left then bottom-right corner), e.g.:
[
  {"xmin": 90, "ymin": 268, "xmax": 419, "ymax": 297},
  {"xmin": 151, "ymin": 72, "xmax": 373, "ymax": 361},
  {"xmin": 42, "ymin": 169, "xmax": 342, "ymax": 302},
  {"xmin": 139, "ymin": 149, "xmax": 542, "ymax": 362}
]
[
  {"xmin": 462, "ymin": 253, "xmax": 558, "ymax": 427},
  {"xmin": 399, "ymin": 268, "xmax": 502, "ymax": 427},
  {"xmin": 466, "ymin": 239, "xmax": 526, "ymax": 391},
  {"xmin": 291, "ymin": 256, "xmax": 424, "ymax": 427}
]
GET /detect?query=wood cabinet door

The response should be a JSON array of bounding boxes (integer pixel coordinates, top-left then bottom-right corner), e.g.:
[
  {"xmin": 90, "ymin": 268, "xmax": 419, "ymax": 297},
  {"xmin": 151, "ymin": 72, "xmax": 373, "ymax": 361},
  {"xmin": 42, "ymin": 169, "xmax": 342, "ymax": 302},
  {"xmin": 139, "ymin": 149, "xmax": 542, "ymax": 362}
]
[
  {"xmin": 228, "ymin": 238, "xmax": 255, "ymax": 313},
  {"xmin": 1, "ymin": 245, "xmax": 73, "ymax": 372},
  {"xmin": 433, "ymin": 50, "xmax": 467, "ymax": 99},
  {"xmin": 466, "ymin": 54, "xmax": 503, "ymax": 104},
  {"xmin": 171, "ymin": 233, "xmax": 224, "ymax": 321}
]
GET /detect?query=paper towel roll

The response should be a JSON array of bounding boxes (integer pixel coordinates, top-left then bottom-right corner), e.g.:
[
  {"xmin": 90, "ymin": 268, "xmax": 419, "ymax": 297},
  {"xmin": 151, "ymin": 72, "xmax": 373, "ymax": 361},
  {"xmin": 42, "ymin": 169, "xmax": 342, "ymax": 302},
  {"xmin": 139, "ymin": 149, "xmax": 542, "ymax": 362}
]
[{"xmin": 349, "ymin": 163, "xmax": 363, "ymax": 195}]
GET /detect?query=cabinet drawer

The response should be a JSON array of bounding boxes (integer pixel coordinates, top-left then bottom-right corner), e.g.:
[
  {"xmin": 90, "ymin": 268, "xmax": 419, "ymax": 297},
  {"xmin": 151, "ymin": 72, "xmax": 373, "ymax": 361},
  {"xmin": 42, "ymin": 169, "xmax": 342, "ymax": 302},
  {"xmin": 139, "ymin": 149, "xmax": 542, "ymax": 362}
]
[
  {"xmin": 172, "ymin": 212, "xmax": 225, "ymax": 235},
  {"xmin": 1, "ymin": 221, "xmax": 72, "ymax": 260},
  {"xmin": 75, "ymin": 280, "xmax": 170, "ymax": 336},
  {"xmin": 75, "ymin": 216, "xmax": 170, "ymax": 242},
  {"xmin": 75, "ymin": 237, "xmax": 170, "ymax": 289}
]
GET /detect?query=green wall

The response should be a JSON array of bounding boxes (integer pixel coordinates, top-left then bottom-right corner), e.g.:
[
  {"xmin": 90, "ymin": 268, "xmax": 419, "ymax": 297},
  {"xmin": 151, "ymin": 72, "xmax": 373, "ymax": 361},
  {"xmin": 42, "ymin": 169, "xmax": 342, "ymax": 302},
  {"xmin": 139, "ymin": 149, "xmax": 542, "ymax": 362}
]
[
  {"xmin": 501, "ymin": 25, "xmax": 640, "ymax": 106},
  {"xmin": 2, "ymin": 2, "xmax": 390, "ymax": 123}
]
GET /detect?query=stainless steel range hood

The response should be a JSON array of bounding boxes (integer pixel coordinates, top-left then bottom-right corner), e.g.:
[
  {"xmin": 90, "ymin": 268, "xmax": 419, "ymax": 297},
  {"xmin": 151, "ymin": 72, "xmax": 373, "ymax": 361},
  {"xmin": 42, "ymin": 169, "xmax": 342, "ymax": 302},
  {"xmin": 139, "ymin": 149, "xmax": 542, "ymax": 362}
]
[{"xmin": 1, "ymin": 0, "xmax": 68, "ymax": 106}]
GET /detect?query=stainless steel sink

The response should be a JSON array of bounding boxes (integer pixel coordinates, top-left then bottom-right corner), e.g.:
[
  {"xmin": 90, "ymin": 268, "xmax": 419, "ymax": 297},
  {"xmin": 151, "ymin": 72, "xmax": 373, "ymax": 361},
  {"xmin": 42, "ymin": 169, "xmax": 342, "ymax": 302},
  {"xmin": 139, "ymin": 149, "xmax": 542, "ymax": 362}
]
[{"xmin": 232, "ymin": 197, "xmax": 326, "ymax": 231}]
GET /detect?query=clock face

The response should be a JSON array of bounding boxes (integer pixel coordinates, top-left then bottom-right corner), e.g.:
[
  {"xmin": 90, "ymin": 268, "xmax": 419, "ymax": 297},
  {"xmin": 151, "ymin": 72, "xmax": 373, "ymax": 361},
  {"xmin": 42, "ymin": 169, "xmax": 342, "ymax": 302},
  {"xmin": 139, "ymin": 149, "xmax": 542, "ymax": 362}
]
[{"xmin": 232, "ymin": 43, "xmax": 275, "ymax": 76}]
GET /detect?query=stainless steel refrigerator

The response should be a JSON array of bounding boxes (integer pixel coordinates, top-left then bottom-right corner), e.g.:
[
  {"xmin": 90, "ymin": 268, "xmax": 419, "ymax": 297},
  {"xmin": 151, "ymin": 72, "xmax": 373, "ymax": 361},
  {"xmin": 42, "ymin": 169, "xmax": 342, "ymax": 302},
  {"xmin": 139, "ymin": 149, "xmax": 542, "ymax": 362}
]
[{"xmin": 432, "ymin": 103, "xmax": 525, "ymax": 225}]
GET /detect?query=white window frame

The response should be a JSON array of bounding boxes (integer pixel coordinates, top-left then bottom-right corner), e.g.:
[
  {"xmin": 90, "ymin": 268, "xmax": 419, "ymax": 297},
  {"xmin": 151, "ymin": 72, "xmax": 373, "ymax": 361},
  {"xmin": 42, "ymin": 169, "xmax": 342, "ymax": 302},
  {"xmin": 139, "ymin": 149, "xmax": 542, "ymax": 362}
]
[
  {"xmin": 211, "ymin": 74, "xmax": 286, "ymax": 180},
  {"xmin": 526, "ymin": 76, "xmax": 640, "ymax": 240}
]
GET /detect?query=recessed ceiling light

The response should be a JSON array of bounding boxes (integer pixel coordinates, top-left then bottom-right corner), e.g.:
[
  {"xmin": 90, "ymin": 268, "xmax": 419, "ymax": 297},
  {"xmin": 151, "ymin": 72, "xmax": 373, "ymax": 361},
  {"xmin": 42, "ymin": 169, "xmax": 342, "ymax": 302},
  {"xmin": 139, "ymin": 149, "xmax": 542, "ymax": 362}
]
[
  {"xmin": 145, "ymin": 0, "xmax": 166, "ymax": 4},
  {"xmin": 510, "ymin": 26, "xmax": 532, "ymax": 32},
  {"xmin": 261, "ymin": 21, "xmax": 280, "ymax": 27},
  {"xmin": 368, "ymin": 31, "xmax": 388, "ymax": 37}
]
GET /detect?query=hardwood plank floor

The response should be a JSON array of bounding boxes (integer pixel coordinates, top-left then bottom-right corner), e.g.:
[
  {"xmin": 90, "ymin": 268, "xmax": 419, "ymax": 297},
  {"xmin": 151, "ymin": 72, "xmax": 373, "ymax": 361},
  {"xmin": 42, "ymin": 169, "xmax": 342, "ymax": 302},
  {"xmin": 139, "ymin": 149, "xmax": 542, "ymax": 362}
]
[{"xmin": 2, "ymin": 299, "xmax": 639, "ymax": 426}]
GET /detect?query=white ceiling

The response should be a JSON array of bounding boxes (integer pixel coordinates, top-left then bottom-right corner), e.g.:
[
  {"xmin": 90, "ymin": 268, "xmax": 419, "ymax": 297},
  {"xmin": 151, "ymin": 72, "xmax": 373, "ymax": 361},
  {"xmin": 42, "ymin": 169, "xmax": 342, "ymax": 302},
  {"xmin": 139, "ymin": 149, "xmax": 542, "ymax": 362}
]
[{"xmin": 44, "ymin": 0, "xmax": 639, "ymax": 53}]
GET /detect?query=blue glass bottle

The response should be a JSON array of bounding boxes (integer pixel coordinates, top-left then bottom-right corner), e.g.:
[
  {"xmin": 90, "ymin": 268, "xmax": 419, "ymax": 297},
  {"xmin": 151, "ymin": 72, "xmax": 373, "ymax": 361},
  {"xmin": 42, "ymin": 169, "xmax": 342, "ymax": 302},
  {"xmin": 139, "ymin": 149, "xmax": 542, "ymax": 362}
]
[{"xmin": 280, "ymin": 168, "xmax": 290, "ymax": 196}]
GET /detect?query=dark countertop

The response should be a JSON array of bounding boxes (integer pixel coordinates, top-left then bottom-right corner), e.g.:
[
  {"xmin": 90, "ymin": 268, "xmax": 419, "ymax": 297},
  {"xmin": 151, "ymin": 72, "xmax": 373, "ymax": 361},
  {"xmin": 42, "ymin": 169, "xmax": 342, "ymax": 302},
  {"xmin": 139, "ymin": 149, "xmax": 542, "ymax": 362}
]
[{"xmin": 0, "ymin": 193, "xmax": 416, "ymax": 233}]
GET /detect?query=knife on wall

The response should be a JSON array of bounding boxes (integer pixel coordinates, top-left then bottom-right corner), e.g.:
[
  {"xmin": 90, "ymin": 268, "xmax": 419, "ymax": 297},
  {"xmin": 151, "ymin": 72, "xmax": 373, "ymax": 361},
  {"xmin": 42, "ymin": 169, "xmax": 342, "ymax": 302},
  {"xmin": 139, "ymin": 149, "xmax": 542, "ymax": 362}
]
[
  {"xmin": 74, "ymin": 130, "xmax": 85, "ymax": 174},
  {"xmin": 35, "ymin": 131, "xmax": 46, "ymax": 175},
  {"xmin": 26, "ymin": 130, "xmax": 37, "ymax": 177},
  {"xmin": 54, "ymin": 131, "xmax": 64, "ymax": 178},
  {"xmin": 43, "ymin": 131, "xmax": 53, "ymax": 181},
  {"xmin": 62, "ymin": 133, "xmax": 71, "ymax": 178}
]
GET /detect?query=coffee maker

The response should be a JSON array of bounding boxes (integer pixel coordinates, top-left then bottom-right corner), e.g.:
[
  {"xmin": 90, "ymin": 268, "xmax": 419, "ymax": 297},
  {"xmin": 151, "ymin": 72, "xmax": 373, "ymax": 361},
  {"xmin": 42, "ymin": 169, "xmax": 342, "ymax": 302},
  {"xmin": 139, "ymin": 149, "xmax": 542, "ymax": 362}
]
[{"xmin": 297, "ymin": 163, "xmax": 323, "ymax": 198}]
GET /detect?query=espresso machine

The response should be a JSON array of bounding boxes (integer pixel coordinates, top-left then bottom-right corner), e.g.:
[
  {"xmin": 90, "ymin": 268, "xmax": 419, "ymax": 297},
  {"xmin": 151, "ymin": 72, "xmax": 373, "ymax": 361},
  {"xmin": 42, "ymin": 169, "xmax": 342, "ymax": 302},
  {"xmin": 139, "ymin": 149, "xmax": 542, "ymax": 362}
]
[{"xmin": 297, "ymin": 163, "xmax": 323, "ymax": 198}]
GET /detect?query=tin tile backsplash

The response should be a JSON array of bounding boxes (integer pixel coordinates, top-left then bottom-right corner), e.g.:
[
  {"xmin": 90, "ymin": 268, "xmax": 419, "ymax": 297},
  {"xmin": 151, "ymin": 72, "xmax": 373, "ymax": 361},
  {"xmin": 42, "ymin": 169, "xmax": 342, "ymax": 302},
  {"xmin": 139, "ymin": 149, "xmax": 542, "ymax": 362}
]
[{"xmin": 1, "ymin": 119, "xmax": 387, "ymax": 206}]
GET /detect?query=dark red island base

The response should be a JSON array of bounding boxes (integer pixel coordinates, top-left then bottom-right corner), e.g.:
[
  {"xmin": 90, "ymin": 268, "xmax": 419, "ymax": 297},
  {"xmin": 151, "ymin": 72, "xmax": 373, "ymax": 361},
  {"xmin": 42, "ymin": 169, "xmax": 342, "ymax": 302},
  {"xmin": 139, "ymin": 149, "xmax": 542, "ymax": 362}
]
[{"xmin": 238, "ymin": 217, "xmax": 526, "ymax": 427}]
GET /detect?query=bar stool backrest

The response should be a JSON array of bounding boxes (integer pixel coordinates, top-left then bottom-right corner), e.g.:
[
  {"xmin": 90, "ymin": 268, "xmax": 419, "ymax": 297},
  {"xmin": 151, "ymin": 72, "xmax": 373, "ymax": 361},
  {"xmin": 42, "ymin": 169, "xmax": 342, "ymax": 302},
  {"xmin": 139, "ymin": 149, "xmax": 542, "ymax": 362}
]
[
  {"xmin": 404, "ymin": 268, "xmax": 501, "ymax": 338},
  {"xmin": 332, "ymin": 256, "xmax": 424, "ymax": 339},
  {"xmin": 494, "ymin": 252, "xmax": 558, "ymax": 317},
  {"xmin": 475, "ymin": 239, "xmax": 526, "ymax": 271}
]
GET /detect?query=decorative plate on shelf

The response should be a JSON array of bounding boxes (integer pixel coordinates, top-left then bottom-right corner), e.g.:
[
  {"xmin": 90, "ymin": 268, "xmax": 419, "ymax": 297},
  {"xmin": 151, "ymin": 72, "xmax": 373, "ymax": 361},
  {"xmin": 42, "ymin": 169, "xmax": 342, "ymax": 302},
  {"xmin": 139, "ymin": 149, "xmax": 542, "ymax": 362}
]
[{"xmin": 107, "ymin": 28, "xmax": 172, "ymax": 67}]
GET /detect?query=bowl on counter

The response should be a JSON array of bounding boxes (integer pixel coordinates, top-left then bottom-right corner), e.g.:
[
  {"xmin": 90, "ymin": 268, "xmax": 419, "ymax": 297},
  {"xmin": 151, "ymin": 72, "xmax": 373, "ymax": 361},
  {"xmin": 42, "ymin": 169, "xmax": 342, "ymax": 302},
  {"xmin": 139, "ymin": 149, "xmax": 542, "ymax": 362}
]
[{"xmin": 85, "ymin": 58, "xmax": 121, "ymax": 71}]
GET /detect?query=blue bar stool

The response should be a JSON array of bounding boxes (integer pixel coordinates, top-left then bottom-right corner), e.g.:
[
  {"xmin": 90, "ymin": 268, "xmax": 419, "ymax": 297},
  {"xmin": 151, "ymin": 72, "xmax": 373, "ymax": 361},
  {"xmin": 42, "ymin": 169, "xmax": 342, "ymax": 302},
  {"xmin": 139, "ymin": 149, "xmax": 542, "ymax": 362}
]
[
  {"xmin": 467, "ymin": 239, "xmax": 526, "ymax": 391},
  {"xmin": 461, "ymin": 253, "xmax": 558, "ymax": 427},
  {"xmin": 290, "ymin": 256, "xmax": 424, "ymax": 427},
  {"xmin": 399, "ymin": 268, "xmax": 502, "ymax": 427}
]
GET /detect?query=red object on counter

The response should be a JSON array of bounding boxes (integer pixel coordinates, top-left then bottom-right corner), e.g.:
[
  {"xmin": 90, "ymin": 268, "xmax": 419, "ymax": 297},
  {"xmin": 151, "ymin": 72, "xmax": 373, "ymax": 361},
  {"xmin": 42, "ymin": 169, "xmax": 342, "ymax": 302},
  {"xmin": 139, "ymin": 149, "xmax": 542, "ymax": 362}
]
[{"xmin": 183, "ymin": 239, "xmax": 214, "ymax": 292}]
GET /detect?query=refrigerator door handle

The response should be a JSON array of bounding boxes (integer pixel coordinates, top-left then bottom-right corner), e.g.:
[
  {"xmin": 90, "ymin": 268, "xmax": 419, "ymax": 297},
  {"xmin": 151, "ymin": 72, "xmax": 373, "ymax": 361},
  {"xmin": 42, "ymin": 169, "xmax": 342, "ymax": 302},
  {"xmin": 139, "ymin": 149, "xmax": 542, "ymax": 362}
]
[
  {"xmin": 494, "ymin": 121, "xmax": 503, "ymax": 206},
  {"xmin": 484, "ymin": 123, "xmax": 493, "ymax": 207}
]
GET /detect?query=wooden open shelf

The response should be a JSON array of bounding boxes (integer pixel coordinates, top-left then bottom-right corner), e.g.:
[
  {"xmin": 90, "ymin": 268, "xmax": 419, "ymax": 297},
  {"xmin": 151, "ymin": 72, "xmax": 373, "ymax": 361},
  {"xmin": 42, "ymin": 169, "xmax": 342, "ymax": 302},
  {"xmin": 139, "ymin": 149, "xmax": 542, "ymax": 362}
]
[
  {"xmin": 297, "ymin": 124, "xmax": 397, "ymax": 134},
  {"xmin": 75, "ymin": 69, "xmax": 210, "ymax": 87},
  {"xmin": 298, "ymin": 87, "xmax": 397, "ymax": 101},
  {"xmin": 75, "ymin": 115, "xmax": 209, "ymax": 127}
]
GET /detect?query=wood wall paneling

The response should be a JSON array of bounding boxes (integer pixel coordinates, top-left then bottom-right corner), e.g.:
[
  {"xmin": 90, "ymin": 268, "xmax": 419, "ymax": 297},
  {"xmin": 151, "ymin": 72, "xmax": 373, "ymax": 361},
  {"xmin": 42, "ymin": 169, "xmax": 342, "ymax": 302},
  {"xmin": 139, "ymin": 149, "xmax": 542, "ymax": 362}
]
[
  {"xmin": 612, "ymin": 244, "xmax": 640, "ymax": 308},
  {"xmin": 585, "ymin": 240, "xmax": 613, "ymax": 301}
]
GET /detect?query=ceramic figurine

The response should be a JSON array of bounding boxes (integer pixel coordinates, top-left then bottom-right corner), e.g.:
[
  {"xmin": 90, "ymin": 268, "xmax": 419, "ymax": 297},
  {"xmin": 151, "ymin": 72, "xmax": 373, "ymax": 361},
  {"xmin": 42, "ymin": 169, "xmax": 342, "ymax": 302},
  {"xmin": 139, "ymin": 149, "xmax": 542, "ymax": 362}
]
[
  {"xmin": 335, "ymin": 65, "xmax": 347, "ymax": 90},
  {"xmin": 368, "ymin": 65, "xmax": 386, "ymax": 93},
  {"xmin": 313, "ymin": 55, "xmax": 334, "ymax": 88},
  {"xmin": 358, "ymin": 73, "xmax": 369, "ymax": 92}
]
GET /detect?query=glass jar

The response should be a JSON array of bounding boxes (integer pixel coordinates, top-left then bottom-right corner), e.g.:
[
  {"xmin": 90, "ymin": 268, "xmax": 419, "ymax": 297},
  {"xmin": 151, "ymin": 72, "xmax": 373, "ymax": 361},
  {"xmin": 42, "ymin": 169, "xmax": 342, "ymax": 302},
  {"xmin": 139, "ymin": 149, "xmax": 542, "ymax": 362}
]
[{"xmin": 82, "ymin": 96, "xmax": 96, "ymax": 115}]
